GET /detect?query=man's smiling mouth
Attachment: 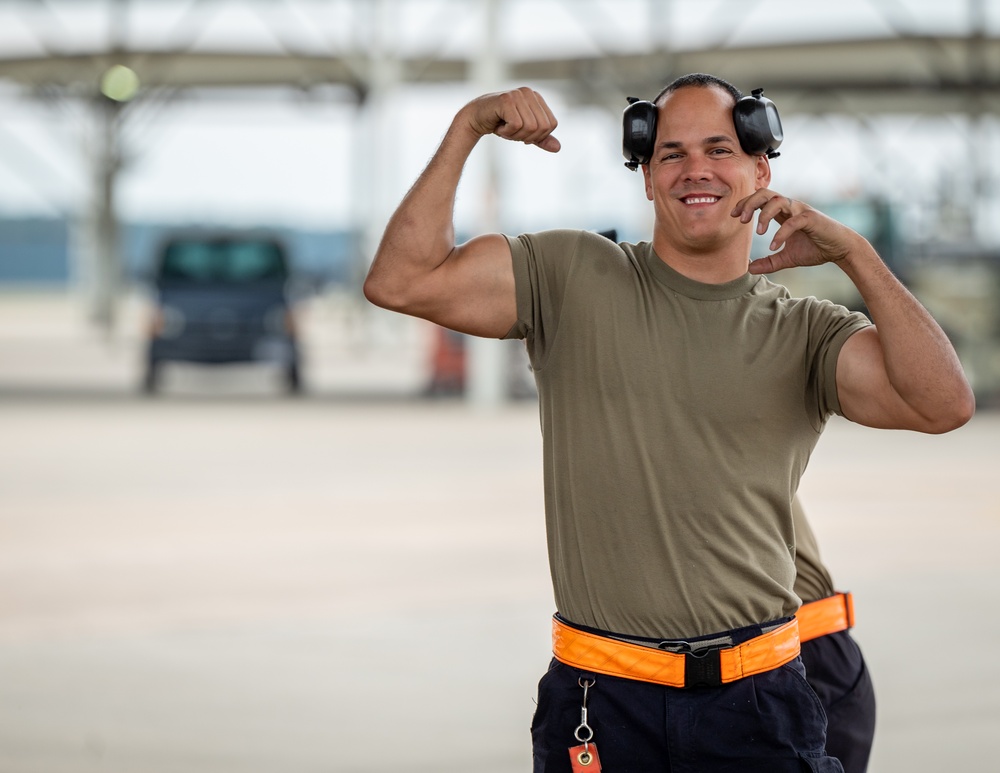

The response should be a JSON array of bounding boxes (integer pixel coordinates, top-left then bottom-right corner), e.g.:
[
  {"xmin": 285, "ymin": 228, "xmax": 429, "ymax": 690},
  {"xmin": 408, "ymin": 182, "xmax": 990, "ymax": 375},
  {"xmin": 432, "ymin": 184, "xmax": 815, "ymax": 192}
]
[{"xmin": 681, "ymin": 195, "xmax": 721, "ymax": 205}]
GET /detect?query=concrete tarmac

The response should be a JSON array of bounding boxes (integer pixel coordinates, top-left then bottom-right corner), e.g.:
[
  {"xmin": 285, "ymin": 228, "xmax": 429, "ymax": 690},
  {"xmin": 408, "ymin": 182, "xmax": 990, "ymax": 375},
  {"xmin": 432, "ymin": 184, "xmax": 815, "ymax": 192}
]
[{"xmin": 1, "ymin": 291, "xmax": 997, "ymax": 772}]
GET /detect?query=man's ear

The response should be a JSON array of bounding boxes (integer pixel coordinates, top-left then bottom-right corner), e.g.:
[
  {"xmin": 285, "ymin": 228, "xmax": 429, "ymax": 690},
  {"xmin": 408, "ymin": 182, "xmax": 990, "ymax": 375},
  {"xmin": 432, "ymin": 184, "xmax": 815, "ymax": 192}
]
[
  {"xmin": 642, "ymin": 164, "xmax": 654, "ymax": 201},
  {"xmin": 755, "ymin": 155, "xmax": 771, "ymax": 189}
]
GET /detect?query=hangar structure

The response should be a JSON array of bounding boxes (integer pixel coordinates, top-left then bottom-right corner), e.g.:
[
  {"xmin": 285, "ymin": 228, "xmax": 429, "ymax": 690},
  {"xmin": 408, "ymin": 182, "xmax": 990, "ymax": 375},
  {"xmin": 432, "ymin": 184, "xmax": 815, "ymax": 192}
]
[
  {"xmin": 0, "ymin": 0, "xmax": 997, "ymax": 400},
  {"xmin": 2, "ymin": 1, "xmax": 997, "ymax": 110}
]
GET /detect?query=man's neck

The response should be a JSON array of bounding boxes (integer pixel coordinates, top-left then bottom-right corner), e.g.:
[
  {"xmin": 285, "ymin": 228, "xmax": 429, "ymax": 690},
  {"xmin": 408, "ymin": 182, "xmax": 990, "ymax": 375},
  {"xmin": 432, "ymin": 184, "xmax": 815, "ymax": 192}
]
[{"xmin": 651, "ymin": 238, "xmax": 752, "ymax": 284}]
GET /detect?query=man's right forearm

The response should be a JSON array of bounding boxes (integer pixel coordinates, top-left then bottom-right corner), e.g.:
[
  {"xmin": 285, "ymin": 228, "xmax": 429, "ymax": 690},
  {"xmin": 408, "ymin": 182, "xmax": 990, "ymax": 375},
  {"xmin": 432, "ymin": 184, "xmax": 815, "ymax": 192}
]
[
  {"xmin": 363, "ymin": 112, "xmax": 483, "ymax": 312},
  {"xmin": 363, "ymin": 88, "xmax": 558, "ymax": 334}
]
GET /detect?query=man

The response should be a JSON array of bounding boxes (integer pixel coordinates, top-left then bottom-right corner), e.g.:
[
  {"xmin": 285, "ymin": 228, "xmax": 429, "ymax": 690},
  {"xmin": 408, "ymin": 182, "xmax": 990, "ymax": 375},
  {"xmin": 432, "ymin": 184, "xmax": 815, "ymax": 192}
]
[
  {"xmin": 794, "ymin": 497, "xmax": 877, "ymax": 773},
  {"xmin": 364, "ymin": 74, "xmax": 973, "ymax": 771}
]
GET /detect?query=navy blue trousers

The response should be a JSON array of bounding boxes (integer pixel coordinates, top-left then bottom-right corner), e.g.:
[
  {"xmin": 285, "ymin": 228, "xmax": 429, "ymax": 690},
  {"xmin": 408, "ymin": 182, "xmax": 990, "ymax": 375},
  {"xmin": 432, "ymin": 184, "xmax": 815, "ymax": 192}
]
[
  {"xmin": 531, "ymin": 628, "xmax": 844, "ymax": 772},
  {"xmin": 800, "ymin": 630, "xmax": 876, "ymax": 773}
]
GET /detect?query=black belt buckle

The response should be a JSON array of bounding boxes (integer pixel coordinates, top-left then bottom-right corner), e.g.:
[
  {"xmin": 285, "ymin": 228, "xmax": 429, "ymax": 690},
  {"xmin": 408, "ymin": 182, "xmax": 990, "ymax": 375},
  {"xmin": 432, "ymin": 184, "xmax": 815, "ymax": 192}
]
[{"xmin": 683, "ymin": 647, "xmax": 723, "ymax": 688}]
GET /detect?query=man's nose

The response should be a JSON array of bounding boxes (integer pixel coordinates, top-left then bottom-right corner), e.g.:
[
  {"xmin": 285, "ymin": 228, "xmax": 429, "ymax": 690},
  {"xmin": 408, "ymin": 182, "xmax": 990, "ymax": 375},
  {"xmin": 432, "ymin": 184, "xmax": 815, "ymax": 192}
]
[{"xmin": 681, "ymin": 153, "xmax": 712, "ymax": 181}]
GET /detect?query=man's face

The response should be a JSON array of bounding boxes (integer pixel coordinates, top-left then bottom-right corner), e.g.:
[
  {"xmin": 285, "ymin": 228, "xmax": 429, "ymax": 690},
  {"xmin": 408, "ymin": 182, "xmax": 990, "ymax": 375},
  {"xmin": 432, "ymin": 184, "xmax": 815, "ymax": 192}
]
[{"xmin": 642, "ymin": 85, "xmax": 770, "ymax": 256}]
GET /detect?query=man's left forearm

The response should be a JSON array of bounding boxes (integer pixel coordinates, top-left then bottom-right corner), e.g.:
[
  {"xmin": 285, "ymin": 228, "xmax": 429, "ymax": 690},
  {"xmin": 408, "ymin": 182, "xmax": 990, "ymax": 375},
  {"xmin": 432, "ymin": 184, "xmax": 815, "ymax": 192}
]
[{"xmin": 838, "ymin": 241, "xmax": 975, "ymax": 431}]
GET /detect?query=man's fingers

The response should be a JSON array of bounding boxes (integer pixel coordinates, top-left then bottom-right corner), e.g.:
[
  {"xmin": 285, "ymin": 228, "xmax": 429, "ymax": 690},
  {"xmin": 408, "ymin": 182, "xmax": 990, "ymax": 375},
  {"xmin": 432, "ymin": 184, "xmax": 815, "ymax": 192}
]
[
  {"xmin": 528, "ymin": 96, "xmax": 561, "ymax": 151},
  {"xmin": 732, "ymin": 189, "xmax": 795, "ymax": 224},
  {"xmin": 498, "ymin": 122, "xmax": 560, "ymax": 151},
  {"xmin": 768, "ymin": 213, "xmax": 809, "ymax": 250},
  {"xmin": 754, "ymin": 195, "xmax": 797, "ymax": 234},
  {"xmin": 536, "ymin": 90, "xmax": 559, "ymax": 131},
  {"xmin": 732, "ymin": 190, "xmax": 772, "ymax": 224},
  {"xmin": 493, "ymin": 88, "xmax": 558, "ymax": 147},
  {"xmin": 740, "ymin": 194, "xmax": 857, "ymax": 269}
]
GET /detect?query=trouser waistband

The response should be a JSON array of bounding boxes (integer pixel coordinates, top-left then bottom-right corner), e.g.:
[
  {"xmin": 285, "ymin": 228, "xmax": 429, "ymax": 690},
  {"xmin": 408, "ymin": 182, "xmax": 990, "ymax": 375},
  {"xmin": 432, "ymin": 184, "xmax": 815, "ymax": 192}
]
[
  {"xmin": 551, "ymin": 615, "xmax": 801, "ymax": 689},
  {"xmin": 796, "ymin": 591, "xmax": 855, "ymax": 643}
]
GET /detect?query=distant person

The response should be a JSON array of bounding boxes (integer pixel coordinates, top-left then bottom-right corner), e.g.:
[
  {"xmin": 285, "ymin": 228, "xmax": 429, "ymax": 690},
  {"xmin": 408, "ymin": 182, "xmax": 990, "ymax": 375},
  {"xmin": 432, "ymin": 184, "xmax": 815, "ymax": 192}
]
[
  {"xmin": 793, "ymin": 496, "xmax": 877, "ymax": 773},
  {"xmin": 363, "ymin": 74, "xmax": 973, "ymax": 770}
]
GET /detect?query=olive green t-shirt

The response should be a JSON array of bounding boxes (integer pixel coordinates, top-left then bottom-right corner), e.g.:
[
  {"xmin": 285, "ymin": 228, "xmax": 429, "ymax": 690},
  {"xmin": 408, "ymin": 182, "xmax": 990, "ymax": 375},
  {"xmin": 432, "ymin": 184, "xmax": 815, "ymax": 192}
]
[
  {"xmin": 504, "ymin": 229, "xmax": 871, "ymax": 638},
  {"xmin": 791, "ymin": 495, "xmax": 838, "ymax": 604}
]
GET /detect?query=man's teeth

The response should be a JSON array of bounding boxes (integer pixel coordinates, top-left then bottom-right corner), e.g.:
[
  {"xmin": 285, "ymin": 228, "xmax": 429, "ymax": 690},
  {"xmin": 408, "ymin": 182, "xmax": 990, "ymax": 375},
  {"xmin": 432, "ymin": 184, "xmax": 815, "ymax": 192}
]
[{"xmin": 684, "ymin": 196, "xmax": 719, "ymax": 204}]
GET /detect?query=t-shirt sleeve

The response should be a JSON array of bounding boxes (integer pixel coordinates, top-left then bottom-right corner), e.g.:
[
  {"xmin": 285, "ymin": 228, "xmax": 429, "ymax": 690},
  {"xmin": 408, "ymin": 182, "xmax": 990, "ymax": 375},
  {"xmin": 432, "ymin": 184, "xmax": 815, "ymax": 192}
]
[
  {"xmin": 501, "ymin": 232, "xmax": 534, "ymax": 341},
  {"xmin": 502, "ymin": 229, "xmax": 585, "ymax": 365},
  {"xmin": 806, "ymin": 298, "xmax": 873, "ymax": 420}
]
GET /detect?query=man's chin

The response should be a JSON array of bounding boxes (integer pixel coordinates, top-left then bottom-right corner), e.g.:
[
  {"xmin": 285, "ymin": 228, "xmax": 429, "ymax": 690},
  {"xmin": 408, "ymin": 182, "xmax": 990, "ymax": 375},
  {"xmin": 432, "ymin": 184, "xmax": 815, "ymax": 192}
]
[{"xmin": 675, "ymin": 226, "xmax": 750, "ymax": 256}]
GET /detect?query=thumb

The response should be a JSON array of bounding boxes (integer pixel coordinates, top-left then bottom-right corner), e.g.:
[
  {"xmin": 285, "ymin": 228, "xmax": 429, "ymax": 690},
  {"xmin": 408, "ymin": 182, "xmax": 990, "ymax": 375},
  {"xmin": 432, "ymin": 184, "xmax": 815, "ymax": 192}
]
[
  {"xmin": 748, "ymin": 254, "xmax": 779, "ymax": 275},
  {"xmin": 534, "ymin": 135, "xmax": 561, "ymax": 153}
]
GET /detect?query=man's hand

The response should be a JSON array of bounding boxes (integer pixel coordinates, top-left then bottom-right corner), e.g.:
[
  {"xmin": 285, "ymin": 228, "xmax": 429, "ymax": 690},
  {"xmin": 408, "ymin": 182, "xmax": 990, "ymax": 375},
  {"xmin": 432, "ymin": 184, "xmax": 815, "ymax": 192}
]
[
  {"xmin": 733, "ymin": 189, "xmax": 867, "ymax": 274},
  {"xmin": 462, "ymin": 87, "xmax": 561, "ymax": 153}
]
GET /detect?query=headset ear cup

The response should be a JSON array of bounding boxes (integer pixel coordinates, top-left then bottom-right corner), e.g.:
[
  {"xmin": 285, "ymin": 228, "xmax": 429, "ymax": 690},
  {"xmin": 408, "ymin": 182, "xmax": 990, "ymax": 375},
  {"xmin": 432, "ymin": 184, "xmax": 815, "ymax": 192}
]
[
  {"xmin": 622, "ymin": 100, "xmax": 657, "ymax": 170},
  {"xmin": 732, "ymin": 90, "xmax": 784, "ymax": 159}
]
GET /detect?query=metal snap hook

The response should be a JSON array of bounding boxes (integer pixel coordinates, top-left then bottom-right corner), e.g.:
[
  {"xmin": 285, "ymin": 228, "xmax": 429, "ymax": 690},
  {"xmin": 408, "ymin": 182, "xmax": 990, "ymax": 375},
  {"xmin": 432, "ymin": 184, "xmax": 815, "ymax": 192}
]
[{"xmin": 574, "ymin": 677, "xmax": 596, "ymax": 744}]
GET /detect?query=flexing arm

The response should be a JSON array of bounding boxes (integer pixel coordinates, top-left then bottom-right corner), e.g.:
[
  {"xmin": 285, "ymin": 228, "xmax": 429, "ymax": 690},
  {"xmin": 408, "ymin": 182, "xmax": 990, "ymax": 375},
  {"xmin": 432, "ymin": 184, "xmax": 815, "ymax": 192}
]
[
  {"xmin": 737, "ymin": 190, "xmax": 975, "ymax": 434},
  {"xmin": 363, "ymin": 87, "xmax": 560, "ymax": 338}
]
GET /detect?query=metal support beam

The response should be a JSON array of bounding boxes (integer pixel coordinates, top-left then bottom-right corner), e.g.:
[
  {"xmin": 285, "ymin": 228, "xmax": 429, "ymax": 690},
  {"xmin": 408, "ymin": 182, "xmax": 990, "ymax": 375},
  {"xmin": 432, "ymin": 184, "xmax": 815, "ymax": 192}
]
[
  {"xmin": 78, "ymin": 95, "xmax": 123, "ymax": 333},
  {"xmin": 466, "ymin": 0, "xmax": 508, "ymax": 410},
  {"xmin": 357, "ymin": 0, "xmax": 400, "ymax": 291}
]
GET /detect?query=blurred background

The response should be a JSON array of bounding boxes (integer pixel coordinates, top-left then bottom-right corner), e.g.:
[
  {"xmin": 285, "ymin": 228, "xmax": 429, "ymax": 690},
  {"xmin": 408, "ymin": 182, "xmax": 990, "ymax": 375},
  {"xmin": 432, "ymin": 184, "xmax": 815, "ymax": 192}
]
[{"xmin": 1, "ymin": 1, "xmax": 998, "ymax": 771}]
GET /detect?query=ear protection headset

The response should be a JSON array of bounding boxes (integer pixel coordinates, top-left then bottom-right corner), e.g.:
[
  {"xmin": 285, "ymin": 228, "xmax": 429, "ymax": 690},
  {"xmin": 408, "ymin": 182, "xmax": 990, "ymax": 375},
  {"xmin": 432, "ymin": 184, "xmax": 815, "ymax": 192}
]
[{"xmin": 622, "ymin": 87, "xmax": 783, "ymax": 171}]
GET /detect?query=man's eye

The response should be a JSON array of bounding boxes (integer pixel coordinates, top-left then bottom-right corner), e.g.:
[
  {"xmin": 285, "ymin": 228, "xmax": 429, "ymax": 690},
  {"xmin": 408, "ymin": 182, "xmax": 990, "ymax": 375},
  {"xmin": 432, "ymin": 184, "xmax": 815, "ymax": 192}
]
[{"xmin": 709, "ymin": 148, "xmax": 733, "ymax": 156}]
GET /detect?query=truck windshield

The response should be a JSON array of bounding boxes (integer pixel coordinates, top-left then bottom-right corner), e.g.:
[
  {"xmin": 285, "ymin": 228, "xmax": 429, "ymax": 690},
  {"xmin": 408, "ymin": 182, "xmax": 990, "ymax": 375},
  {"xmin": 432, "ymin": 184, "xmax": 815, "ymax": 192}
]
[{"xmin": 159, "ymin": 240, "xmax": 288, "ymax": 283}]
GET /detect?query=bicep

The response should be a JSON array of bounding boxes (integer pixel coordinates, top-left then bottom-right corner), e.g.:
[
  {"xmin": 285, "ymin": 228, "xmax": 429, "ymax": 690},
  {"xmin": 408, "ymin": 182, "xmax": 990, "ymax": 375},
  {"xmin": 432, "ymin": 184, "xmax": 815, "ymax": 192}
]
[
  {"xmin": 406, "ymin": 233, "xmax": 518, "ymax": 338},
  {"xmin": 835, "ymin": 326, "xmax": 926, "ymax": 430}
]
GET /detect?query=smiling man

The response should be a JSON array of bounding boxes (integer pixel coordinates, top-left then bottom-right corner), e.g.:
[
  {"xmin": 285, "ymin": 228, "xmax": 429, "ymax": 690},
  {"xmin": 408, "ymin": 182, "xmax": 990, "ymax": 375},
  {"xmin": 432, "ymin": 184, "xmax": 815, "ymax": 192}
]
[
  {"xmin": 643, "ymin": 82, "xmax": 772, "ymax": 281},
  {"xmin": 363, "ymin": 73, "xmax": 973, "ymax": 772}
]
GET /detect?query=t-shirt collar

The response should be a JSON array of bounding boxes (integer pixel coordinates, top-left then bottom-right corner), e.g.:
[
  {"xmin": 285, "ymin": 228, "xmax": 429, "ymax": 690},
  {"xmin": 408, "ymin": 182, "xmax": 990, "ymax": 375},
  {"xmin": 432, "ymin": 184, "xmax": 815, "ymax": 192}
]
[{"xmin": 645, "ymin": 243, "xmax": 760, "ymax": 300}]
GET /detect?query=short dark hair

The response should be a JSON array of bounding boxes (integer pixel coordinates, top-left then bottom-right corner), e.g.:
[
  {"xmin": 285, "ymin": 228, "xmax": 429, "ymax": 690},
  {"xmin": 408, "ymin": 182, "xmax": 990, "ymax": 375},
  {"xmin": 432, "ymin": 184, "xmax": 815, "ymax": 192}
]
[{"xmin": 653, "ymin": 73, "xmax": 742, "ymax": 106}]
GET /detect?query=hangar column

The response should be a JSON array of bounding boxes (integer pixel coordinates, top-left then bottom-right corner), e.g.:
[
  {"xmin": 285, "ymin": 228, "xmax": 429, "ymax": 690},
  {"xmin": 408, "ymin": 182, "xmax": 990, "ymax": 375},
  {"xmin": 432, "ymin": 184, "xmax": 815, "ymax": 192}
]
[
  {"xmin": 466, "ymin": 0, "xmax": 509, "ymax": 409},
  {"xmin": 355, "ymin": 0, "xmax": 416, "ymax": 378},
  {"xmin": 78, "ymin": 94, "xmax": 124, "ymax": 335},
  {"xmin": 356, "ymin": 0, "xmax": 400, "ymax": 290},
  {"xmin": 77, "ymin": 0, "xmax": 134, "ymax": 336}
]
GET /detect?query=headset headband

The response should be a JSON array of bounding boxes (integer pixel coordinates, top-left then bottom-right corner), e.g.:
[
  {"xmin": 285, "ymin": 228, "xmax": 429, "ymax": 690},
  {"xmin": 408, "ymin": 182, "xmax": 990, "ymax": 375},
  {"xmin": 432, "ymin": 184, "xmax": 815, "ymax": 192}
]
[{"xmin": 622, "ymin": 87, "xmax": 783, "ymax": 171}]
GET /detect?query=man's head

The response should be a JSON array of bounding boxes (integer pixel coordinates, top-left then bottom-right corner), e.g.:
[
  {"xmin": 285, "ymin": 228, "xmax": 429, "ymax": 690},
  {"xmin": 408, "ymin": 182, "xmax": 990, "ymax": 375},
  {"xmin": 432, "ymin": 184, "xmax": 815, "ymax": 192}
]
[
  {"xmin": 641, "ymin": 73, "xmax": 771, "ymax": 264},
  {"xmin": 653, "ymin": 73, "xmax": 742, "ymax": 110}
]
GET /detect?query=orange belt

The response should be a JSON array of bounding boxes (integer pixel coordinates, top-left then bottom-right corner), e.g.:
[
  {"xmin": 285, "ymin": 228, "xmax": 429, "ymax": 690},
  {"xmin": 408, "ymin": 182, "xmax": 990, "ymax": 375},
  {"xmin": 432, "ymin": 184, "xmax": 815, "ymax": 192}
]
[
  {"xmin": 551, "ymin": 616, "xmax": 800, "ymax": 689},
  {"xmin": 796, "ymin": 591, "xmax": 855, "ymax": 643}
]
